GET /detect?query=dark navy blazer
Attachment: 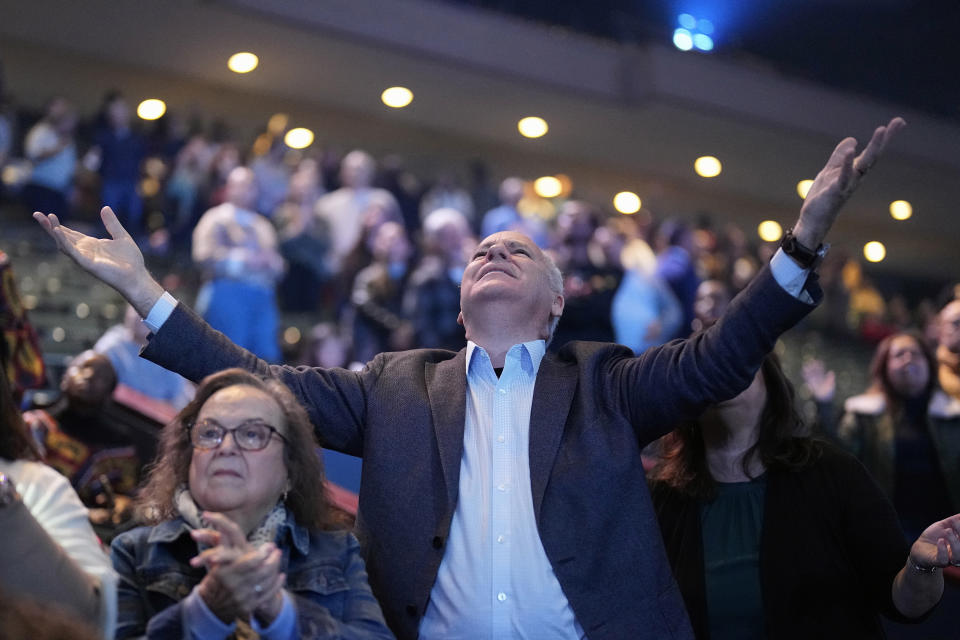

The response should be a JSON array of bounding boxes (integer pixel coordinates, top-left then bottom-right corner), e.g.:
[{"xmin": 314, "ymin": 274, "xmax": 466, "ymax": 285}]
[{"xmin": 144, "ymin": 265, "xmax": 816, "ymax": 639}]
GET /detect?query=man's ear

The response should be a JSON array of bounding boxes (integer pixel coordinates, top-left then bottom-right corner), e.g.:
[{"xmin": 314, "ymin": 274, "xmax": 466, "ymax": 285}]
[
  {"xmin": 551, "ymin": 294, "xmax": 565, "ymax": 318},
  {"xmin": 457, "ymin": 311, "xmax": 464, "ymax": 326}
]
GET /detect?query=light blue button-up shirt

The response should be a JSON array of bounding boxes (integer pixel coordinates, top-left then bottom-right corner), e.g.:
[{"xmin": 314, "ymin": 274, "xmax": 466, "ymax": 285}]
[{"xmin": 419, "ymin": 339, "xmax": 585, "ymax": 640}]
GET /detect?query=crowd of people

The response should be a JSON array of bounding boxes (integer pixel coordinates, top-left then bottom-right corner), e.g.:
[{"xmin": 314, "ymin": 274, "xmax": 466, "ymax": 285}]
[
  {"xmin": 3, "ymin": 80, "xmax": 952, "ymax": 374},
  {"xmin": 1, "ymin": 65, "xmax": 959, "ymax": 640}
]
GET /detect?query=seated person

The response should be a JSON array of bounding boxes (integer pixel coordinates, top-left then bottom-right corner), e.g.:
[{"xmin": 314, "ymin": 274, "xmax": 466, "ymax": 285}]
[
  {"xmin": 0, "ymin": 361, "xmax": 117, "ymax": 638},
  {"xmin": 94, "ymin": 304, "xmax": 195, "ymax": 410},
  {"xmin": 23, "ymin": 351, "xmax": 143, "ymax": 516},
  {"xmin": 110, "ymin": 368, "xmax": 392, "ymax": 638},
  {"xmin": 649, "ymin": 353, "xmax": 958, "ymax": 639}
]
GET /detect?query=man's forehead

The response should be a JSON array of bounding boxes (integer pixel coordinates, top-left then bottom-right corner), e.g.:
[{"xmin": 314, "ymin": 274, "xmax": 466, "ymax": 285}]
[{"xmin": 476, "ymin": 232, "xmax": 537, "ymax": 250}]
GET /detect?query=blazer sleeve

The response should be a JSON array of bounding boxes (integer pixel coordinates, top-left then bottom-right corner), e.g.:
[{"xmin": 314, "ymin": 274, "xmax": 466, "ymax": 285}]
[
  {"xmin": 606, "ymin": 264, "xmax": 819, "ymax": 444},
  {"xmin": 141, "ymin": 303, "xmax": 372, "ymax": 456}
]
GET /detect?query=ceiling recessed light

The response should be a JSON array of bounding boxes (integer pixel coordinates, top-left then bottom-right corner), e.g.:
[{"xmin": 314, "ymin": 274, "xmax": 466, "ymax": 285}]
[
  {"xmin": 284, "ymin": 127, "xmax": 314, "ymax": 149},
  {"xmin": 381, "ymin": 86, "xmax": 414, "ymax": 108},
  {"xmin": 613, "ymin": 191, "xmax": 641, "ymax": 214},
  {"xmin": 694, "ymin": 156, "xmax": 721, "ymax": 178},
  {"xmin": 518, "ymin": 117, "xmax": 548, "ymax": 138},
  {"xmin": 136, "ymin": 99, "xmax": 166, "ymax": 120},
  {"xmin": 228, "ymin": 52, "xmax": 259, "ymax": 74},
  {"xmin": 534, "ymin": 176, "xmax": 562, "ymax": 198}
]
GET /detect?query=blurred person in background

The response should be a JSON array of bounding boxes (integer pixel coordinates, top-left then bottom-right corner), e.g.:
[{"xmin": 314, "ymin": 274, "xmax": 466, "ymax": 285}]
[
  {"xmin": 164, "ymin": 132, "xmax": 214, "ymax": 247},
  {"xmin": 349, "ymin": 221, "xmax": 414, "ymax": 363},
  {"xmin": 831, "ymin": 331, "xmax": 960, "ymax": 534},
  {"xmin": 315, "ymin": 150, "xmax": 400, "ymax": 276},
  {"xmin": 275, "ymin": 158, "xmax": 330, "ymax": 313},
  {"xmin": 23, "ymin": 351, "xmax": 145, "ymax": 529},
  {"xmin": 611, "ymin": 237, "xmax": 681, "ymax": 354},
  {"xmin": 0, "ymin": 250, "xmax": 47, "ymax": 403},
  {"xmin": 550, "ymin": 200, "xmax": 621, "ymax": 347},
  {"xmin": 419, "ymin": 170, "xmax": 475, "ymax": 229},
  {"xmin": 94, "ymin": 304, "xmax": 195, "ymax": 410},
  {"xmin": 251, "ymin": 137, "xmax": 291, "ymax": 217},
  {"xmin": 655, "ymin": 218, "xmax": 701, "ymax": 340},
  {"xmin": 0, "ymin": 362, "xmax": 117, "ymax": 638},
  {"xmin": 937, "ymin": 299, "xmax": 960, "ymax": 403},
  {"xmin": 691, "ymin": 279, "xmax": 732, "ymax": 334},
  {"xmin": 22, "ymin": 96, "xmax": 77, "ymax": 220},
  {"xmin": 89, "ymin": 92, "xmax": 146, "ymax": 236},
  {"xmin": 375, "ymin": 154, "xmax": 423, "ymax": 236},
  {"xmin": 803, "ymin": 329, "xmax": 960, "ymax": 636},
  {"xmin": 110, "ymin": 368, "xmax": 391, "ymax": 639},
  {"xmin": 192, "ymin": 166, "xmax": 285, "ymax": 362},
  {"xmin": 650, "ymin": 353, "xmax": 957, "ymax": 639},
  {"xmin": 481, "ymin": 176, "xmax": 548, "ymax": 247},
  {"xmin": 0, "ymin": 65, "xmax": 13, "ymax": 202},
  {"xmin": 404, "ymin": 207, "xmax": 473, "ymax": 351}
]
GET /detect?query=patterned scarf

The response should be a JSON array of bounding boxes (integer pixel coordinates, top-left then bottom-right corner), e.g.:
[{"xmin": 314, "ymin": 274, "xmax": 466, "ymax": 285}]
[{"xmin": 174, "ymin": 486, "xmax": 287, "ymax": 549}]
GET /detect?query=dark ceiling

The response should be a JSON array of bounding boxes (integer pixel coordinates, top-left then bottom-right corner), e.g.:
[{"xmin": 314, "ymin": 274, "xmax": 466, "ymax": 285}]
[{"xmin": 445, "ymin": 0, "xmax": 960, "ymax": 122}]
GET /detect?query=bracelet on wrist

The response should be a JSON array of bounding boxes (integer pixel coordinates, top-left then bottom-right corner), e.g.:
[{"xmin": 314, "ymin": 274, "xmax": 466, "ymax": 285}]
[{"xmin": 912, "ymin": 560, "xmax": 939, "ymax": 574}]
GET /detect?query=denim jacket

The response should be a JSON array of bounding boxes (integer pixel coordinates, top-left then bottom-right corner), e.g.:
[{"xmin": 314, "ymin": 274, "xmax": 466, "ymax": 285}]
[{"xmin": 110, "ymin": 511, "xmax": 394, "ymax": 639}]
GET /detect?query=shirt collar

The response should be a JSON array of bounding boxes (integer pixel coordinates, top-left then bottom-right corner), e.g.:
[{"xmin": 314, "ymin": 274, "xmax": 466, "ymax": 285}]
[{"xmin": 466, "ymin": 339, "xmax": 546, "ymax": 380}]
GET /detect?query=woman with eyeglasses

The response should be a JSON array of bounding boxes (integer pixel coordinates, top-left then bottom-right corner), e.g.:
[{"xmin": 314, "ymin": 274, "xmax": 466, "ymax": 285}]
[{"xmin": 110, "ymin": 368, "xmax": 393, "ymax": 639}]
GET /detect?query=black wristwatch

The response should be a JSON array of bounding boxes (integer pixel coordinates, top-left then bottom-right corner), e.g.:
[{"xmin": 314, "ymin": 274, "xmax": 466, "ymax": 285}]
[
  {"xmin": 780, "ymin": 228, "xmax": 829, "ymax": 269},
  {"xmin": 0, "ymin": 473, "xmax": 21, "ymax": 507}
]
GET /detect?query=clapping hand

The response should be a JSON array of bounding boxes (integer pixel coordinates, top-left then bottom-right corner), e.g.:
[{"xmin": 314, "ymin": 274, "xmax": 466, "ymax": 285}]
[{"xmin": 190, "ymin": 512, "xmax": 286, "ymax": 626}]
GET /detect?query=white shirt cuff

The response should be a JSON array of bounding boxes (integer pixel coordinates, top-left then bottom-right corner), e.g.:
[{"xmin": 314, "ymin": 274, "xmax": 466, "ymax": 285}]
[
  {"xmin": 251, "ymin": 591, "xmax": 296, "ymax": 639},
  {"xmin": 182, "ymin": 587, "xmax": 236, "ymax": 640},
  {"xmin": 143, "ymin": 291, "xmax": 179, "ymax": 333},
  {"xmin": 769, "ymin": 248, "xmax": 815, "ymax": 304}
]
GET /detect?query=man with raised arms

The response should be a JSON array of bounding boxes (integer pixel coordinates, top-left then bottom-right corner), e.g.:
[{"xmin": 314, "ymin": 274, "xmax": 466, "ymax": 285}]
[{"xmin": 37, "ymin": 118, "xmax": 905, "ymax": 639}]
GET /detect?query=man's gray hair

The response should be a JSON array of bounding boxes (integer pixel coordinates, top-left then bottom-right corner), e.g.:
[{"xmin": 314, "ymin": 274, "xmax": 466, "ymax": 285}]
[{"xmin": 543, "ymin": 251, "xmax": 564, "ymax": 345}]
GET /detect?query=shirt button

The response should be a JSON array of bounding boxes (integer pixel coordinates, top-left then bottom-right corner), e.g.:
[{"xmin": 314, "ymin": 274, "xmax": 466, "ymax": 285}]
[
  {"xmin": 497, "ymin": 592, "xmax": 507, "ymax": 602},
  {"xmin": 497, "ymin": 534, "xmax": 505, "ymax": 543},
  {"xmin": 496, "ymin": 435, "xmax": 505, "ymax": 443},
  {"xmin": 498, "ymin": 388, "xmax": 507, "ymax": 395},
  {"xmin": 497, "ymin": 483, "xmax": 508, "ymax": 492}
]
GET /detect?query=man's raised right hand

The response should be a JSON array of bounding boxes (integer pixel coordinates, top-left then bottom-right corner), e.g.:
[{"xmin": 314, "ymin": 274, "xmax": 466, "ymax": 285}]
[{"xmin": 33, "ymin": 206, "xmax": 165, "ymax": 317}]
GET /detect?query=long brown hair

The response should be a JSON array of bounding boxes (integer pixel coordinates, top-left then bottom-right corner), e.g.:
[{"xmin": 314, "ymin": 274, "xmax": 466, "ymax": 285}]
[
  {"xmin": 867, "ymin": 329, "xmax": 936, "ymax": 417},
  {"xmin": 649, "ymin": 353, "xmax": 822, "ymax": 499},
  {"xmin": 137, "ymin": 368, "xmax": 336, "ymax": 530},
  {"xmin": 0, "ymin": 364, "xmax": 39, "ymax": 461}
]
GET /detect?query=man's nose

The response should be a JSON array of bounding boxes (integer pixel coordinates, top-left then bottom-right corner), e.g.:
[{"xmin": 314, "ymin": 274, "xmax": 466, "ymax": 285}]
[{"xmin": 486, "ymin": 242, "xmax": 509, "ymax": 260}]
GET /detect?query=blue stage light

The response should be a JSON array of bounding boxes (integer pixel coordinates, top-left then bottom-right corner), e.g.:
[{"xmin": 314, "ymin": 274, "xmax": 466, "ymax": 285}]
[
  {"xmin": 693, "ymin": 33, "xmax": 714, "ymax": 51},
  {"xmin": 674, "ymin": 13, "xmax": 715, "ymax": 53},
  {"xmin": 673, "ymin": 28, "xmax": 694, "ymax": 51}
]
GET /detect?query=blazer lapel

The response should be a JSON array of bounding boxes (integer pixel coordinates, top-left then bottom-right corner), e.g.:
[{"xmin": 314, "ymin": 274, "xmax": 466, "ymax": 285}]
[
  {"xmin": 528, "ymin": 353, "xmax": 577, "ymax": 521},
  {"xmin": 425, "ymin": 350, "xmax": 468, "ymax": 509}
]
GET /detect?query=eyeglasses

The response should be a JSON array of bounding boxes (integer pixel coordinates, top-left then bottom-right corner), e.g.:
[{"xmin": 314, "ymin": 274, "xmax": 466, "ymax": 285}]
[{"xmin": 188, "ymin": 418, "xmax": 287, "ymax": 451}]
